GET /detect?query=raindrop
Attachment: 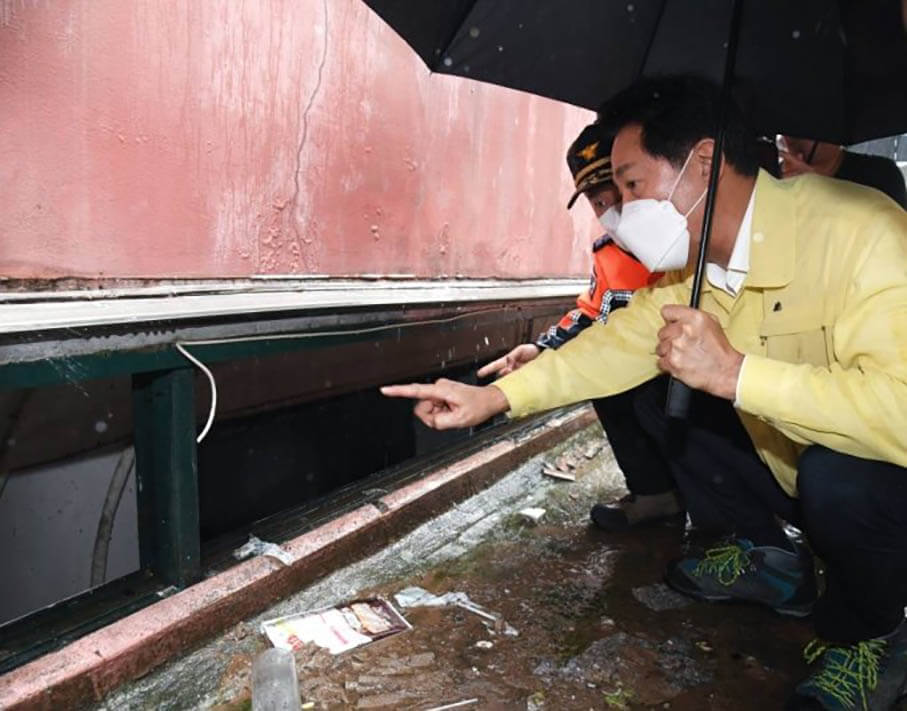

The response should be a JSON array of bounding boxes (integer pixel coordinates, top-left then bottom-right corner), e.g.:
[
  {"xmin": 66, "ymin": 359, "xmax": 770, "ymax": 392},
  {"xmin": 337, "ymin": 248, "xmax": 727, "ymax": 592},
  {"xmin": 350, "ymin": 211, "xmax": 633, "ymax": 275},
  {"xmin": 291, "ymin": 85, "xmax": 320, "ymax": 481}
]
[
  {"xmin": 468, "ymin": 26, "xmax": 480, "ymax": 38},
  {"xmin": 497, "ymin": 45, "xmax": 504, "ymax": 52},
  {"xmin": 517, "ymin": 23, "xmax": 524, "ymax": 29},
  {"xmin": 463, "ymin": 64, "xmax": 471, "ymax": 73},
  {"xmin": 792, "ymin": 29, "xmax": 801, "ymax": 39},
  {"xmin": 443, "ymin": 56, "xmax": 453, "ymax": 67},
  {"xmin": 94, "ymin": 420, "xmax": 108, "ymax": 434},
  {"xmin": 627, "ymin": 3, "xmax": 635, "ymax": 11}
]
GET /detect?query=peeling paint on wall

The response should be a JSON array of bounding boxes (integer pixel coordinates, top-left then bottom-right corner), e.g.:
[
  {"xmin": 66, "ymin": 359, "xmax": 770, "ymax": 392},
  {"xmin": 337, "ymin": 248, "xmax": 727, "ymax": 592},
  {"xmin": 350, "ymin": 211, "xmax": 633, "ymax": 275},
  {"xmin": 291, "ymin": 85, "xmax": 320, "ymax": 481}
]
[{"xmin": 0, "ymin": 0, "xmax": 597, "ymax": 280}]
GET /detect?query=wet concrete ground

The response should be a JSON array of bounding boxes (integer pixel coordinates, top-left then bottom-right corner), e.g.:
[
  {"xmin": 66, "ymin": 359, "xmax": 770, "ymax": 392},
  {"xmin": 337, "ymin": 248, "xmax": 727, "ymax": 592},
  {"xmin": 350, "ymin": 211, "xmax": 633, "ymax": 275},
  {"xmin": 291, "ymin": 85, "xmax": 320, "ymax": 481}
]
[{"xmin": 96, "ymin": 419, "xmax": 842, "ymax": 710}]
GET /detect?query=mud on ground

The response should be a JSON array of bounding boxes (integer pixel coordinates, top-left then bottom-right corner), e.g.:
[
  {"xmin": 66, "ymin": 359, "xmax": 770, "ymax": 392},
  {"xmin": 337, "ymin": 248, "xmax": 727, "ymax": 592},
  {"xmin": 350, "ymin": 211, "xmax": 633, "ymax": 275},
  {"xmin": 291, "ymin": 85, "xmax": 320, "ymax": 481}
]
[{"xmin": 98, "ymin": 420, "xmax": 891, "ymax": 710}]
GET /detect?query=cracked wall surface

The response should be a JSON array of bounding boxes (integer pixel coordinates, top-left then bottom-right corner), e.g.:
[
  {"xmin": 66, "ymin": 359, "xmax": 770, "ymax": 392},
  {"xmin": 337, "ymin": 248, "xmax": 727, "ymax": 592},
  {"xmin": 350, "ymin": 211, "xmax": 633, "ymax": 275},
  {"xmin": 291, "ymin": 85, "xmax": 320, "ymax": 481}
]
[{"xmin": 0, "ymin": 0, "xmax": 596, "ymax": 281}]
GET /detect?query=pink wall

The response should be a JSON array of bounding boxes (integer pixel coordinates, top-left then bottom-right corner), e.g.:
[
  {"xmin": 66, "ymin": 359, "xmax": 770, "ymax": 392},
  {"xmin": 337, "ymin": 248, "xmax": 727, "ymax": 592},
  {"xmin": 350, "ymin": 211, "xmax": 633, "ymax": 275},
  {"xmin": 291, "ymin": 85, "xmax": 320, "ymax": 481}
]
[{"xmin": 0, "ymin": 0, "xmax": 596, "ymax": 281}]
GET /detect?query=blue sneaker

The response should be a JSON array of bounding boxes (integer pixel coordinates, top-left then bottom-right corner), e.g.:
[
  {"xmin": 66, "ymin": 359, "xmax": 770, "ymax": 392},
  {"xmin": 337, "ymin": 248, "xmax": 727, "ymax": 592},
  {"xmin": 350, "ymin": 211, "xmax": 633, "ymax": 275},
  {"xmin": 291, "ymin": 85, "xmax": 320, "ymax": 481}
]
[
  {"xmin": 665, "ymin": 537, "xmax": 817, "ymax": 617},
  {"xmin": 785, "ymin": 623, "xmax": 907, "ymax": 710}
]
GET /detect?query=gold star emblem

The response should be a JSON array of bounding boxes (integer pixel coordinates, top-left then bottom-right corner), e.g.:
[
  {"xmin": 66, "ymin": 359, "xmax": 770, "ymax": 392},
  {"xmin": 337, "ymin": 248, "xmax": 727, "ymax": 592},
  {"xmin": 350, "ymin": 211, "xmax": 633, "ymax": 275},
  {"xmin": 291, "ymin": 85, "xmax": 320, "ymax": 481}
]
[{"xmin": 578, "ymin": 141, "xmax": 599, "ymax": 161}]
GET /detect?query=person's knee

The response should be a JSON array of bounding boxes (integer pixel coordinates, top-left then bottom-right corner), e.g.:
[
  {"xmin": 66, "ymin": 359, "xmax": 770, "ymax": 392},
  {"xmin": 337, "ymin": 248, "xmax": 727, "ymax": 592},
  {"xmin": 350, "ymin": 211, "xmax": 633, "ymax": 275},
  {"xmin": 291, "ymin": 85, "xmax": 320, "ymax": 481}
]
[
  {"xmin": 797, "ymin": 446, "xmax": 863, "ymax": 525},
  {"xmin": 631, "ymin": 377, "xmax": 667, "ymax": 433}
]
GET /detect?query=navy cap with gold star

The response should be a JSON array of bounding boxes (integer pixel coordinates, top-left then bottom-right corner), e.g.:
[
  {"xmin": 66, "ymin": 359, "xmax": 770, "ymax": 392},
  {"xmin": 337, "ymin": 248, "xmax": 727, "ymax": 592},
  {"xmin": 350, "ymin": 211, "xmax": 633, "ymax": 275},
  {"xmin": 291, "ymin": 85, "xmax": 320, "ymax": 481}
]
[{"xmin": 566, "ymin": 123, "xmax": 615, "ymax": 209}]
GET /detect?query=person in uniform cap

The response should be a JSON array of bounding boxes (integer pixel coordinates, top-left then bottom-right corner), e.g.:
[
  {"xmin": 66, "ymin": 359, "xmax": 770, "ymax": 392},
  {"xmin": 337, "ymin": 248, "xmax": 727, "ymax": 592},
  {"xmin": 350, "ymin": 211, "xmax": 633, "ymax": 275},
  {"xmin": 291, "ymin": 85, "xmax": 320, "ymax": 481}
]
[{"xmin": 478, "ymin": 122, "xmax": 683, "ymax": 532}]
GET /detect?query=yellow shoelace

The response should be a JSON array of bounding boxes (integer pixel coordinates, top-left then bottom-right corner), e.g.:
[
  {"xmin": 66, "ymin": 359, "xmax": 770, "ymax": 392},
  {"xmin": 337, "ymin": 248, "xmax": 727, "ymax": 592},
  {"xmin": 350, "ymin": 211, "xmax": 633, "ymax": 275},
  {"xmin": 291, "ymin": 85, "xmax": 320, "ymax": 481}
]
[
  {"xmin": 802, "ymin": 638, "xmax": 886, "ymax": 710},
  {"xmin": 693, "ymin": 543, "xmax": 751, "ymax": 586}
]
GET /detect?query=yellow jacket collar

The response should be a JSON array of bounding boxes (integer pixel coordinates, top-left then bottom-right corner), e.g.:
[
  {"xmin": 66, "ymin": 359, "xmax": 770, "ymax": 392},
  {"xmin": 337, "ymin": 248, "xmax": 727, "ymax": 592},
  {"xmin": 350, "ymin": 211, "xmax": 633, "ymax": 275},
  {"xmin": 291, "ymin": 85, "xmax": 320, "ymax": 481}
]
[
  {"xmin": 747, "ymin": 170, "xmax": 796, "ymax": 289},
  {"xmin": 674, "ymin": 170, "xmax": 795, "ymax": 294}
]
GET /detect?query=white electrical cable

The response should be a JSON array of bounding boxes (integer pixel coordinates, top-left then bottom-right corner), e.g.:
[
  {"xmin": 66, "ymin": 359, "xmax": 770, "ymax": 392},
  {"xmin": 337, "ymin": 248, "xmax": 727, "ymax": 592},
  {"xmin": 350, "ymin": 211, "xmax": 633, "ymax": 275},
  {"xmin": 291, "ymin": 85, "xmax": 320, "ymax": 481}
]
[
  {"xmin": 181, "ymin": 307, "xmax": 502, "ymax": 346},
  {"xmin": 174, "ymin": 343, "xmax": 218, "ymax": 444},
  {"xmin": 174, "ymin": 306, "xmax": 508, "ymax": 446}
]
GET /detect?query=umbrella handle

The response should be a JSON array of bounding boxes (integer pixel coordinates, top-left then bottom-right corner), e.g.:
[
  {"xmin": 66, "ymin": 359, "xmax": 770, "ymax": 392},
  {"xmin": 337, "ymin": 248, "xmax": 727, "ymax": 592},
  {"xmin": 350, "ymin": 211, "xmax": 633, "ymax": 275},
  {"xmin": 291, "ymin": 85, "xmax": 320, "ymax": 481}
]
[
  {"xmin": 665, "ymin": 377, "xmax": 692, "ymax": 419},
  {"xmin": 664, "ymin": 0, "xmax": 742, "ymax": 421}
]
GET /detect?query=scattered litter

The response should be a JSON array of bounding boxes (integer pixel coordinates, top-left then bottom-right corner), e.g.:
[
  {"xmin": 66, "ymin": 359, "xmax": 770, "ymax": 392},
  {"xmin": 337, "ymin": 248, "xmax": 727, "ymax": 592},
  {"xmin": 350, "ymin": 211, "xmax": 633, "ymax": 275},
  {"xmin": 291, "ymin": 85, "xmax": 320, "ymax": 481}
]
[
  {"xmin": 394, "ymin": 586, "xmax": 519, "ymax": 637},
  {"xmin": 261, "ymin": 597, "xmax": 410, "ymax": 655},
  {"xmin": 541, "ymin": 463, "xmax": 576, "ymax": 481},
  {"xmin": 518, "ymin": 507, "xmax": 546, "ymax": 524},
  {"xmin": 526, "ymin": 690, "xmax": 546, "ymax": 710},
  {"xmin": 475, "ymin": 640, "xmax": 494, "ymax": 649},
  {"xmin": 424, "ymin": 700, "xmax": 478, "ymax": 711},
  {"xmin": 301, "ymin": 704, "xmax": 315, "ymax": 710},
  {"xmin": 252, "ymin": 648, "xmax": 301, "ymax": 711},
  {"xmin": 234, "ymin": 534, "xmax": 294, "ymax": 566},
  {"xmin": 631, "ymin": 583, "xmax": 693, "ymax": 611},
  {"xmin": 554, "ymin": 455, "xmax": 575, "ymax": 472},
  {"xmin": 583, "ymin": 442, "xmax": 602, "ymax": 459},
  {"xmin": 695, "ymin": 640, "xmax": 714, "ymax": 653},
  {"xmin": 228, "ymin": 621, "xmax": 252, "ymax": 641}
]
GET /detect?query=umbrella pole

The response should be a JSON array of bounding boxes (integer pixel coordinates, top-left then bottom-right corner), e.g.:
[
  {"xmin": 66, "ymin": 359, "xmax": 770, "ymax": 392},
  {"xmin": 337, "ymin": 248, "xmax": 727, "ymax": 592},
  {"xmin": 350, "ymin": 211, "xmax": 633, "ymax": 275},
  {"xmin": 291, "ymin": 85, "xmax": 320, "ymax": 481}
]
[{"xmin": 665, "ymin": 0, "xmax": 744, "ymax": 418}]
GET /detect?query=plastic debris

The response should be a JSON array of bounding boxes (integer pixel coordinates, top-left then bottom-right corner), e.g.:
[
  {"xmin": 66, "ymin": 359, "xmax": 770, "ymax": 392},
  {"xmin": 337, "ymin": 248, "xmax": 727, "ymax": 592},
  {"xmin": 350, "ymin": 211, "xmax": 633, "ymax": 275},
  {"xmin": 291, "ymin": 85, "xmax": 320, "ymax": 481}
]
[
  {"xmin": 518, "ymin": 507, "xmax": 547, "ymax": 524},
  {"xmin": 425, "ymin": 699, "xmax": 479, "ymax": 711},
  {"xmin": 261, "ymin": 597, "xmax": 410, "ymax": 655},
  {"xmin": 252, "ymin": 648, "xmax": 301, "ymax": 711},
  {"xmin": 583, "ymin": 442, "xmax": 602, "ymax": 459},
  {"xmin": 394, "ymin": 586, "xmax": 519, "ymax": 637},
  {"xmin": 541, "ymin": 462, "xmax": 576, "ymax": 481},
  {"xmin": 475, "ymin": 640, "xmax": 494, "ymax": 649},
  {"xmin": 233, "ymin": 534, "xmax": 294, "ymax": 566}
]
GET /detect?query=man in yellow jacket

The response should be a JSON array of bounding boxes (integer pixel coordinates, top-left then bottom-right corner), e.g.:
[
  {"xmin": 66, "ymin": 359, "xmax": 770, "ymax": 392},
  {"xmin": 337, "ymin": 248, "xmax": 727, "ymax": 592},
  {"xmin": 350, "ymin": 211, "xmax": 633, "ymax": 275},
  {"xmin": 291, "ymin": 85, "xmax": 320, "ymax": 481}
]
[{"xmin": 383, "ymin": 76, "xmax": 907, "ymax": 709}]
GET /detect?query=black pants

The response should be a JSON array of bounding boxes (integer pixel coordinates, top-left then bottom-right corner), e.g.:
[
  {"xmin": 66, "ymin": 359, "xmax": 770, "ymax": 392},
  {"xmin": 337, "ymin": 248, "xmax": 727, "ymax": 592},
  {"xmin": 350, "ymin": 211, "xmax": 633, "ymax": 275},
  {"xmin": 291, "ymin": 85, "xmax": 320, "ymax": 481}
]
[
  {"xmin": 634, "ymin": 377, "xmax": 907, "ymax": 643},
  {"xmin": 592, "ymin": 382, "xmax": 674, "ymax": 496}
]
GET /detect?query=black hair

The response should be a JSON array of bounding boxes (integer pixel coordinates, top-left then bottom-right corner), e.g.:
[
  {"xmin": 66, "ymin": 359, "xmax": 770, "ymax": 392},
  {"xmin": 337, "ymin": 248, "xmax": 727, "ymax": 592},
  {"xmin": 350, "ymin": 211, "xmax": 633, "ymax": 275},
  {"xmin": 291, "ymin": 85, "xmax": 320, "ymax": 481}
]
[{"xmin": 597, "ymin": 75, "xmax": 759, "ymax": 177}]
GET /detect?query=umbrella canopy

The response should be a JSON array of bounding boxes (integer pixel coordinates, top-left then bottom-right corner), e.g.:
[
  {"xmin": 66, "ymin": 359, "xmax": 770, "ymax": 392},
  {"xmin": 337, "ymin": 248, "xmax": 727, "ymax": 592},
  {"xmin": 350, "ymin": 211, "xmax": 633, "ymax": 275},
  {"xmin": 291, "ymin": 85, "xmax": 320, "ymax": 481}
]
[{"xmin": 363, "ymin": 0, "xmax": 907, "ymax": 144}]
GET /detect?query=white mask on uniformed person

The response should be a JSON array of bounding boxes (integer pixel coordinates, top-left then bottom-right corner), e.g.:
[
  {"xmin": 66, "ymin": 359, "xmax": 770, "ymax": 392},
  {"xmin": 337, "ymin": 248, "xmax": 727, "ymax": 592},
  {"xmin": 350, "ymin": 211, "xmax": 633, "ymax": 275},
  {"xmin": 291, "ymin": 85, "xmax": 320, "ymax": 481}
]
[{"xmin": 598, "ymin": 204, "xmax": 621, "ymax": 234}]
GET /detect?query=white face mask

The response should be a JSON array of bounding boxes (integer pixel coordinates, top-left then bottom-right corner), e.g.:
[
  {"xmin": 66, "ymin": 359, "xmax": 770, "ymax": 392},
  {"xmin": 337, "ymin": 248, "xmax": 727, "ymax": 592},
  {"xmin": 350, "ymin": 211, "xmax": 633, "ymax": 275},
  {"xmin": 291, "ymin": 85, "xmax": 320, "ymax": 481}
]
[
  {"xmin": 608, "ymin": 149, "xmax": 707, "ymax": 272},
  {"xmin": 598, "ymin": 204, "xmax": 621, "ymax": 234}
]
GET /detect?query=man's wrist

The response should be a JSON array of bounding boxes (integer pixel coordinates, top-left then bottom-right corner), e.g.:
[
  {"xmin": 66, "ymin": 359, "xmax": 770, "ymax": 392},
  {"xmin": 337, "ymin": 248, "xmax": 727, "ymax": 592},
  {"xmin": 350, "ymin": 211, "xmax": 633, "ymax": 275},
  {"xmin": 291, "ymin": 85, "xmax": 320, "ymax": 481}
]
[
  {"xmin": 486, "ymin": 384, "xmax": 510, "ymax": 416},
  {"xmin": 719, "ymin": 351, "xmax": 745, "ymax": 401},
  {"xmin": 733, "ymin": 354, "xmax": 748, "ymax": 407}
]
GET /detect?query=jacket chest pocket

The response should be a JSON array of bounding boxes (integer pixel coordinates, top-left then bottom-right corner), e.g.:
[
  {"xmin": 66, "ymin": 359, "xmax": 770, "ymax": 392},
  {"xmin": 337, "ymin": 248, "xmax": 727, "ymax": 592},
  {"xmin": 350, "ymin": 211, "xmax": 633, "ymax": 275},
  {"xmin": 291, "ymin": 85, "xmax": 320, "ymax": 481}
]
[{"xmin": 759, "ymin": 308, "xmax": 833, "ymax": 367}]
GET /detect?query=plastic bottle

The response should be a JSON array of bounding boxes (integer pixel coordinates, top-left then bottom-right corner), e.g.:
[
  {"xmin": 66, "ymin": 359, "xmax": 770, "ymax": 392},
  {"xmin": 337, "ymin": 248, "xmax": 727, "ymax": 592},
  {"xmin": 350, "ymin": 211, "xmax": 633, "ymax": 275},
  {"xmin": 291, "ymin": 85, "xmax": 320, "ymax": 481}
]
[{"xmin": 252, "ymin": 648, "xmax": 302, "ymax": 711}]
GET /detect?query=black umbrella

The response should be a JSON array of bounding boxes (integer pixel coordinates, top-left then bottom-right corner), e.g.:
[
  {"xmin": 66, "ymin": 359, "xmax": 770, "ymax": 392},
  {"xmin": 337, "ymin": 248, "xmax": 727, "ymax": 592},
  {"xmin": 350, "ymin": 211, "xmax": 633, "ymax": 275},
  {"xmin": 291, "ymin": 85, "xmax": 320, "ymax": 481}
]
[
  {"xmin": 362, "ymin": 0, "xmax": 907, "ymax": 414},
  {"xmin": 362, "ymin": 0, "xmax": 906, "ymax": 144}
]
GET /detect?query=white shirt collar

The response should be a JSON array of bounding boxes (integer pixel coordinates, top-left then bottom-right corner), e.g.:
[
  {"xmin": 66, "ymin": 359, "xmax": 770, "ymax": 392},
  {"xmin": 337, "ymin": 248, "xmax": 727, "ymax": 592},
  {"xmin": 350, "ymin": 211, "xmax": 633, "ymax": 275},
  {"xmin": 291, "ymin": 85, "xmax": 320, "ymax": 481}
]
[{"xmin": 706, "ymin": 189, "xmax": 755, "ymax": 296}]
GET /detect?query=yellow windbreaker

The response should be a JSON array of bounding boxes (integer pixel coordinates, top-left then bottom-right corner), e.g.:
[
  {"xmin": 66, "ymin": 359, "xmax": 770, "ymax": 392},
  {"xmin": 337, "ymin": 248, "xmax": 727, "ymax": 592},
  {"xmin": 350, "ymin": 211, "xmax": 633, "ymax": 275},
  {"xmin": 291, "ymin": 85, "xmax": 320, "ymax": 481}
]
[{"xmin": 496, "ymin": 170, "xmax": 907, "ymax": 496}]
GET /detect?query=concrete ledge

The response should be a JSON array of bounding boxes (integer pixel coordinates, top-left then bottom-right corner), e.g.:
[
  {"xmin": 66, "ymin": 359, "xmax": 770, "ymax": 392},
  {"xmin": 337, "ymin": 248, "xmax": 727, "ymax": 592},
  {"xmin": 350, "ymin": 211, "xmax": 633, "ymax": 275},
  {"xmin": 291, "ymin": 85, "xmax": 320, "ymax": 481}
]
[{"xmin": 0, "ymin": 407, "xmax": 597, "ymax": 710}]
